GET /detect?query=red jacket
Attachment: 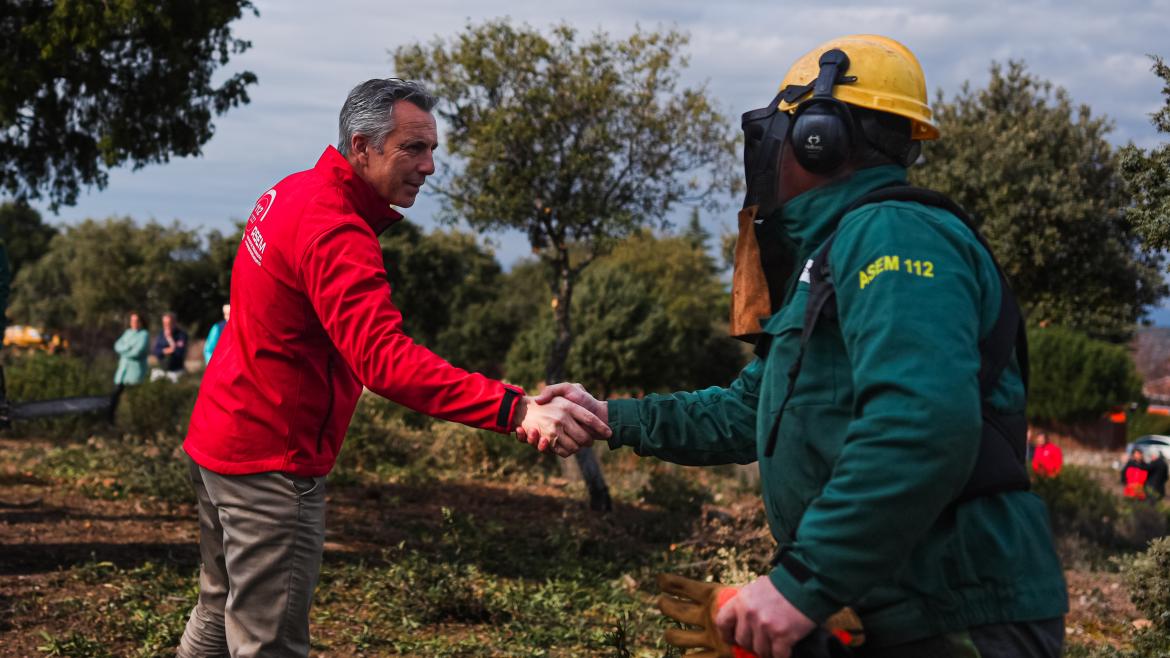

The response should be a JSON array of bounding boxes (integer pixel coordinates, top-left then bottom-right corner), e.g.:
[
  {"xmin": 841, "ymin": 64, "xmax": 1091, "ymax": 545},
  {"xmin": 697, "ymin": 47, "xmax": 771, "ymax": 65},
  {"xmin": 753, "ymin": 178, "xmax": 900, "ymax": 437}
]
[
  {"xmin": 185, "ymin": 146, "xmax": 524, "ymax": 477},
  {"xmin": 1031, "ymin": 443, "xmax": 1063, "ymax": 478}
]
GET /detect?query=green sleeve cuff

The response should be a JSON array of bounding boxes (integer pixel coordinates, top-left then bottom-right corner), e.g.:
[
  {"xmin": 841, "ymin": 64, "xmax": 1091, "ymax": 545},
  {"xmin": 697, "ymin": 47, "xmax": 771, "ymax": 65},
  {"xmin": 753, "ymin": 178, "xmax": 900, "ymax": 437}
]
[
  {"xmin": 606, "ymin": 398, "xmax": 643, "ymax": 451},
  {"xmin": 769, "ymin": 559, "xmax": 841, "ymax": 625}
]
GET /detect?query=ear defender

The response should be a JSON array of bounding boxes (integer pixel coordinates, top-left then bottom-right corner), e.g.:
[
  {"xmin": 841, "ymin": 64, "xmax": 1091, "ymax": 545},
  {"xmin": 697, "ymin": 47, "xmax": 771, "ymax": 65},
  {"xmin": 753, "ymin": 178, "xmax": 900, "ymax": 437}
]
[{"xmin": 790, "ymin": 49, "xmax": 855, "ymax": 175}]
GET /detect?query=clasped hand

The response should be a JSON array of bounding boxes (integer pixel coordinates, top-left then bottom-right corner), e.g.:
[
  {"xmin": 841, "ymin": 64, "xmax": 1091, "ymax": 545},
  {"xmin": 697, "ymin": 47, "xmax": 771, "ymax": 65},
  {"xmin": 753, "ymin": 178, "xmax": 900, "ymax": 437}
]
[{"xmin": 514, "ymin": 383, "xmax": 608, "ymax": 458}]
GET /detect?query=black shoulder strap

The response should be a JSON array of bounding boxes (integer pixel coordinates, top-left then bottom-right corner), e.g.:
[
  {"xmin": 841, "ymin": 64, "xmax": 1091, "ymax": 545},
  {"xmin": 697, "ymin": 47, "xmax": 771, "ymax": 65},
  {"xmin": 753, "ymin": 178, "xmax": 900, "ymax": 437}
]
[{"xmin": 763, "ymin": 184, "xmax": 1031, "ymax": 503}]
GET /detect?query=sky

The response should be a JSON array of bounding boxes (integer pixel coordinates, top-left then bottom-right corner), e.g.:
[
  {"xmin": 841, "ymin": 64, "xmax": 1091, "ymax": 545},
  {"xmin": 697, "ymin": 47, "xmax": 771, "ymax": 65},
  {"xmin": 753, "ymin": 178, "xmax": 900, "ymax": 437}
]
[{"xmin": 29, "ymin": 0, "xmax": 1170, "ymax": 317}]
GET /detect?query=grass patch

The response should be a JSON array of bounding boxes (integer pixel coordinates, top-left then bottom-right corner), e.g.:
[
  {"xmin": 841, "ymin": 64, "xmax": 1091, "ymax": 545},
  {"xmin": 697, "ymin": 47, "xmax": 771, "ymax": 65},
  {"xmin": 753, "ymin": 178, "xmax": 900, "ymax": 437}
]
[
  {"xmin": 30, "ymin": 434, "xmax": 191, "ymax": 503},
  {"xmin": 33, "ymin": 560, "xmax": 196, "ymax": 658}
]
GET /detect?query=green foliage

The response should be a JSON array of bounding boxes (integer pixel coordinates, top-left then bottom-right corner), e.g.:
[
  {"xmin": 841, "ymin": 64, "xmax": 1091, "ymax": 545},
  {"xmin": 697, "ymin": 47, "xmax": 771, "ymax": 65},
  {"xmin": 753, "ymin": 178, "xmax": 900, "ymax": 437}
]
[
  {"xmin": 33, "ymin": 434, "xmax": 191, "ymax": 503},
  {"xmin": 506, "ymin": 232, "xmax": 746, "ymax": 394},
  {"xmin": 1028, "ymin": 325, "xmax": 1142, "ymax": 423},
  {"xmin": 1122, "ymin": 56, "xmax": 1170, "ymax": 255},
  {"xmin": 639, "ymin": 467, "xmax": 712, "ymax": 517},
  {"xmin": 1077, "ymin": 537, "xmax": 1170, "ymax": 658},
  {"xmin": 379, "ymin": 220, "xmax": 529, "ymax": 378},
  {"xmin": 913, "ymin": 61, "xmax": 1165, "ymax": 340},
  {"xmin": 1125, "ymin": 537, "xmax": 1170, "ymax": 632},
  {"xmin": 4, "ymin": 351, "xmax": 110, "ymax": 401},
  {"xmin": 396, "ymin": 20, "xmax": 739, "ymax": 381},
  {"xmin": 1, "ymin": 1, "xmax": 257, "ymax": 208},
  {"xmin": 1032, "ymin": 464, "xmax": 1168, "ymax": 560},
  {"xmin": 34, "ymin": 560, "xmax": 196, "ymax": 657},
  {"xmin": 10, "ymin": 217, "xmax": 229, "ymax": 352},
  {"xmin": 1127, "ymin": 411, "xmax": 1170, "ymax": 442},
  {"xmin": 311, "ymin": 502, "xmax": 683, "ymax": 655},
  {"xmin": 1032, "ymin": 465, "xmax": 1125, "ymax": 547},
  {"xmin": 0, "ymin": 201, "xmax": 57, "ymax": 276},
  {"xmin": 332, "ymin": 394, "xmax": 423, "ymax": 481},
  {"xmin": 2, "ymin": 351, "xmax": 112, "ymax": 438},
  {"xmin": 564, "ymin": 262, "xmax": 672, "ymax": 396},
  {"xmin": 37, "ymin": 631, "xmax": 113, "ymax": 658},
  {"xmin": 601, "ymin": 232, "xmax": 745, "ymax": 391},
  {"xmin": 115, "ymin": 379, "xmax": 200, "ymax": 438},
  {"xmin": 334, "ymin": 393, "xmax": 560, "ymax": 485}
]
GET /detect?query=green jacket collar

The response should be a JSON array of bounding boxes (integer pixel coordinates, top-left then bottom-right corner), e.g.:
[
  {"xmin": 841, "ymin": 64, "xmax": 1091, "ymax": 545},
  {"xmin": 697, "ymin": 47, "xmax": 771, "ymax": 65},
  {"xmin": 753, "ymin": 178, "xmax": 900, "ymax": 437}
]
[{"xmin": 776, "ymin": 165, "xmax": 909, "ymax": 261}]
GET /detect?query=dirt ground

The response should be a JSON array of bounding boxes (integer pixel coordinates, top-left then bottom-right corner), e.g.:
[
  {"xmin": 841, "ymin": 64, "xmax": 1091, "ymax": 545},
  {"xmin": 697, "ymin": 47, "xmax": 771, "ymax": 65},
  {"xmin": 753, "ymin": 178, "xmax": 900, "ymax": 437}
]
[{"xmin": 0, "ymin": 438, "xmax": 1151, "ymax": 656}]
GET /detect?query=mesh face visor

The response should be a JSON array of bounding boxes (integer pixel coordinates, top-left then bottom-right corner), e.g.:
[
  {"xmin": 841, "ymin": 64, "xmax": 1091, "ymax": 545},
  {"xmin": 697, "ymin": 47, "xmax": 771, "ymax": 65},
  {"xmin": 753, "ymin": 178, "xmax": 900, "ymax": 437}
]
[{"xmin": 740, "ymin": 93, "xmax": 790, "ymax": 216}]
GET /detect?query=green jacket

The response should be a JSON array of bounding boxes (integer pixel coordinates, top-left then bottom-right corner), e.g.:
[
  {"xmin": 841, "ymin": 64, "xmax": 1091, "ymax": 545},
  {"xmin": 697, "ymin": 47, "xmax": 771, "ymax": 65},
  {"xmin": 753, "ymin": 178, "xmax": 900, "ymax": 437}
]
[
  {"xmin": 113, "ymin": 328, "xmax": 150, "ymax": 385},
  {"xmin": 607, "ymin": 165, "xmax": 1067, "ymax": 647}
]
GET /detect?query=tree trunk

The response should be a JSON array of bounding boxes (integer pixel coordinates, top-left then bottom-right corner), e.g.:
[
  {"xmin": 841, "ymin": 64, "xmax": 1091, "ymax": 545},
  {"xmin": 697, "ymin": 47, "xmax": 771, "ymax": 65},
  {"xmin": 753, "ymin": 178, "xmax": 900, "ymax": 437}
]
[{"xmin": 546, "ymin": 260, "xmax": 613, "ymax": 512}]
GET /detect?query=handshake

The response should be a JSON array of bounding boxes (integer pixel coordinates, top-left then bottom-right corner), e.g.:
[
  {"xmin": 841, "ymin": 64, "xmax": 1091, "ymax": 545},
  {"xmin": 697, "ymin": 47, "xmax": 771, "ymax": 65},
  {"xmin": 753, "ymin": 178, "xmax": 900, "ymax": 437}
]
[{"xmin": 514, "ymin": 383, "xmax": 608, "ymax": 458}]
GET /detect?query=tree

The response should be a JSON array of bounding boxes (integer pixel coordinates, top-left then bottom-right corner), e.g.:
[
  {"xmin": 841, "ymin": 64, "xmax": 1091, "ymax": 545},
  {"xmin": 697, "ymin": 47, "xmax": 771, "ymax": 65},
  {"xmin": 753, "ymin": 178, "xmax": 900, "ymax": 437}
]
[
  {"xmin": 1, "ymin": 1, "xmax": 258, "ymax": 208},
  {"xmin": 396, "ymin": 21, "xmax": 740, "ymax": 509},
  {"xmin": 0, "ymin": 201, "xmax": 57, "ymax": 276},
  {"xmin": 507, "ymin": 231, "xmax": 747, "ymax": 397},
  {"xmin": 912, "ymin": 61, "xmax": 1165, "ymax": 341},
  {"xmin": 1121, "ymin": 55, "xmax": 1170, "ymax": 255},
  {"xmin": 9, "ymin": 218, "xmax": 222, "ymax": 354},
  {"xmin": 433, "ymin": 260, "xmax": 545, "ymax": 380},
  {"xmin": 379, "ymin": 220, "xmax": 530, "ymax": 379},
  {"xmin": 178, "ymin": 224, "xmax": 242, "ymax": 337},
  {"xmin": 1028, "ymin": 325, "xmax": 1142, "ymax": 424}
]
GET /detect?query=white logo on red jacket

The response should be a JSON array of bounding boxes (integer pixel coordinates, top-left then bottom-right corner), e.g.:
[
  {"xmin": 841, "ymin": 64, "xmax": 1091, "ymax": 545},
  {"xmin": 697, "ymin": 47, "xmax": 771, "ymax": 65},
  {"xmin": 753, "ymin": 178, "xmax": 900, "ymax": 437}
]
[
  {"xmin": 245, "ymin": 225, "xmax": 267, "ymax": 266},
  {"xmin": 249, "ymin": 189, "xmax": 277, "ymax": 223},
  {"xmin": 245, "ymin": 188, "xmax": 276, "ymax": 266}
]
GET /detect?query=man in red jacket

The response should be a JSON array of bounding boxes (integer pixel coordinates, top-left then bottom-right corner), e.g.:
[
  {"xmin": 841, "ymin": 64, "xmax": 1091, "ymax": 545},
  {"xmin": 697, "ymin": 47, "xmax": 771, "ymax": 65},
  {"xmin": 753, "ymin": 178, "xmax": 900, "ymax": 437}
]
[{"xmin": 177, "ymin": 78, "xmax": 609, "ymax": 658}]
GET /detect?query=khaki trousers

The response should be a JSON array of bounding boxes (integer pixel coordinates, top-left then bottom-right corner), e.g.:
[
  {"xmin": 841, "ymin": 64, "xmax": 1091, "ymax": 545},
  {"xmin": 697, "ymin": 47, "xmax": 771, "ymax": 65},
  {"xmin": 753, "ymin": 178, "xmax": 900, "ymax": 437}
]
[{"xmin": 177, "ymin": 459, "xmax": 326, "ymax": 658}]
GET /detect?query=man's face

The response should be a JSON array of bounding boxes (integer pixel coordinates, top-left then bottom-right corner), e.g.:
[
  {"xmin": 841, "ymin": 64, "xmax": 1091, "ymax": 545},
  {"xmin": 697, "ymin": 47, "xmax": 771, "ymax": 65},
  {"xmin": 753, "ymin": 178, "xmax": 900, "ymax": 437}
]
[
  {"xmin": 162, "ymin": 315, "xmax": 173, "ymax": 332},
  {"xmin": 352, "ymin": 101, "xmax": 438, "ymax": 207},
  {"xmin": 129, "ymin": 314, "xmax": 140, "ymax": 330}
]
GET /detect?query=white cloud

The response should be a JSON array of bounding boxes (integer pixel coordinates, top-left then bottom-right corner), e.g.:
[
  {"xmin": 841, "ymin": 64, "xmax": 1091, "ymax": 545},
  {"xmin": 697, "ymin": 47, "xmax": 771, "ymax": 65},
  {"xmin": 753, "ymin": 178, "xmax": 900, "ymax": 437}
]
[{"xmin": 33, "ymin": 0, "xmax": 1170, "ymax": 260}]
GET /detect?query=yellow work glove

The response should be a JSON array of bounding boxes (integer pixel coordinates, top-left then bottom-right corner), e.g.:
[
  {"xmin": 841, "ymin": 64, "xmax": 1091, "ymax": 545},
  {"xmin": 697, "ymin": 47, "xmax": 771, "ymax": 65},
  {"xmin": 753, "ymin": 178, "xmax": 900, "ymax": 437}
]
[{"xmin": 656, "ymin": 573, "xmax": 865, "ymax": 658}]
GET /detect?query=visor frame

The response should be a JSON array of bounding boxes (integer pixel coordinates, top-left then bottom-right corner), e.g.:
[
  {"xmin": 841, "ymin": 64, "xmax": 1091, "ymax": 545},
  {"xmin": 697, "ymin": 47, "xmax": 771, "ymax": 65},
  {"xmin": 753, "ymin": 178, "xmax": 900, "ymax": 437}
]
[{"xmin": 740, "ymin": 94, "xmax": 792, "ymax": 217}]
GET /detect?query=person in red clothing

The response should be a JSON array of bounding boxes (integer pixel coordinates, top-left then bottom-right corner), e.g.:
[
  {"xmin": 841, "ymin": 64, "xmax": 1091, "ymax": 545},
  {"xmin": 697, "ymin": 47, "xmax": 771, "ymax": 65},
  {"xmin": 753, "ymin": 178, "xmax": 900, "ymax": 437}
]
[
  {"xmin": 1121, "ymin": 448, "xmax": 1149, "ymax": 500},
  {"xmin": 1030, "ymin": 431, "xmax": 1063, "ymax": 478},
  {"xmin": 177, "ymin": 78, "xmax": 610, "ymax": 658}
]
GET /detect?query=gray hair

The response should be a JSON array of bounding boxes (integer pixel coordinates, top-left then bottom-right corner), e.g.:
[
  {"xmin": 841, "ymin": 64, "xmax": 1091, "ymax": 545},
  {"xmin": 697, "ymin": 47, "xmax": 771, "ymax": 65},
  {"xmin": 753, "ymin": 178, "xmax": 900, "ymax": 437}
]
[{"xmin": 337, "ymin": 78, "xmax": 437, "ymax": 156}]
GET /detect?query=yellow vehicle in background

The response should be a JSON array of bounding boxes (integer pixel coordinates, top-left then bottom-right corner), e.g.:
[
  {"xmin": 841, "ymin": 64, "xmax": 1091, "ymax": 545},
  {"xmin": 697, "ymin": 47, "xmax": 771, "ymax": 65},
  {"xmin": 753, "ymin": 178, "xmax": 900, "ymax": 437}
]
[{"xmin": 3, "ymin": 325, "xmax": 69, "ymax": 353}]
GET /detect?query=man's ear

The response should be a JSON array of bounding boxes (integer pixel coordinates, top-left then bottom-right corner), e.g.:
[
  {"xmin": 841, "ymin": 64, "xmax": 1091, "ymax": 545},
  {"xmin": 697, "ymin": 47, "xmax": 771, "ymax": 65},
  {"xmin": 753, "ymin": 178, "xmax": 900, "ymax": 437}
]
[{"xmin": 350, "ymin": 134, "xmax": 369, "ymax": 162}]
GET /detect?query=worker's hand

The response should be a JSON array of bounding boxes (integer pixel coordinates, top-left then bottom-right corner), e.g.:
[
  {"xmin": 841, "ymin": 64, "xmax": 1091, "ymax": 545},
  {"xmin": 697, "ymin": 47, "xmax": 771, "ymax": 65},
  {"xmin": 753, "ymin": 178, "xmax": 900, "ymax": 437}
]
[
  {"xmin": 714, "ymin": 576, "xmax": 816, "ymax": 658},
  {"xmin": 533, "ymin": 382, "xmax": 607, "ymax": 425},
  {"xmin": 514, "ymin": 395, "xmax": 610, "ymax": 458},
  {"xmin": 657, "ymin": 573, "xmax": 745, "ymax": 658}
]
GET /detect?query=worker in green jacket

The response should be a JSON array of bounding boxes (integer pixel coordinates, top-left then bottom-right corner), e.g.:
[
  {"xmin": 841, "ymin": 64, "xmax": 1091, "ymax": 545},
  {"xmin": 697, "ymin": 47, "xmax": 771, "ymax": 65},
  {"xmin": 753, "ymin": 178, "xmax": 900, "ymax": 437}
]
[{"xmin": 530, "ymin": 35, "xmax": 1067, "ymax": 657}]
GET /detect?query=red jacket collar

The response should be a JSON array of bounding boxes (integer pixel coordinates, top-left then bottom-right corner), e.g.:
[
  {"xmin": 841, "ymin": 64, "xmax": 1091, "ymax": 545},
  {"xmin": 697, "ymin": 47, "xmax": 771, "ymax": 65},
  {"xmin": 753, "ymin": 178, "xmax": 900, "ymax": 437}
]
[{"xmin": 314, "ymin": 146, "xmax": 404, "ymax": 235}]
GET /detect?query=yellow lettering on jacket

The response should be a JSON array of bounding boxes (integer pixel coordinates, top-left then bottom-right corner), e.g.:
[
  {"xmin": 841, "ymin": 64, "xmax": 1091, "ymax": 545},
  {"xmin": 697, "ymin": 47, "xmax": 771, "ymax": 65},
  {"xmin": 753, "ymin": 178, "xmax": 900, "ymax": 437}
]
[{"xmin": 858, "ymin": 255, "xmax": 900, "ymax": 289}]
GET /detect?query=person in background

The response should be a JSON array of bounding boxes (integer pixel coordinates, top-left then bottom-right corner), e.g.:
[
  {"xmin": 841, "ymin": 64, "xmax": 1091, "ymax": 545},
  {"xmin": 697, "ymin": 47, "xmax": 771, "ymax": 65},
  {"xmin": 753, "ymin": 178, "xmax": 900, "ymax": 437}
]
[
  {"xmin": 1144, "ymin": 450, "xmax": 1168, "ymax": 501},
  {"xmin": 203, "ymin": 304, "xmax": 229, "ymax": 365},
  {"xmin": 1121, "ymin": 448, "xmax": 1148, "ymax": 500},
  {"xmin": 111, "ymin": 312, "xmax": 150, "ymax": 420},
  {"xmin": 151, "ymin": 312, "xmax": 188, "ymax": 382},
  {"xmin": 1031, "ymin": 430, "xmax": 1063, "ymax": 478}
]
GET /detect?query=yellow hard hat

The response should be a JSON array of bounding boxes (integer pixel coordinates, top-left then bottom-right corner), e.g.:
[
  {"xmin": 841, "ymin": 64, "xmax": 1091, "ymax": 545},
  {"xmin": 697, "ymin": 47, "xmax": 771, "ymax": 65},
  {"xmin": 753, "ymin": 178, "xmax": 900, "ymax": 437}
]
[{"xmin": 776, "ymin": 35, "xmax": 939, "ymax": 140}]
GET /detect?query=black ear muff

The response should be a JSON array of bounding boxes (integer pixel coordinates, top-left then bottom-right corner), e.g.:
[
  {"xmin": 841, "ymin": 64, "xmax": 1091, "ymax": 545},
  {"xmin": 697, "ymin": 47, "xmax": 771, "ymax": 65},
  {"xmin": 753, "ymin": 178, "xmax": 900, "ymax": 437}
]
[
  {"xmin": 789, "ymin": 49, "xmax": 855, "ymax": 175},
  {"xmin": 791, "ymin": 100, "xmax": 853, "ymax": 174}
]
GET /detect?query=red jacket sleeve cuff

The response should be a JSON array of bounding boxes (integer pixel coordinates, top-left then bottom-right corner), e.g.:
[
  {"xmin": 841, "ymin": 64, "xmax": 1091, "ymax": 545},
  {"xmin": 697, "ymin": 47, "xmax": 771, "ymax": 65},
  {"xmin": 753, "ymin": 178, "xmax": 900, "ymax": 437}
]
[{"xmin": 499, "ymin": 385, "xmax": 525, "ymax": 431}]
